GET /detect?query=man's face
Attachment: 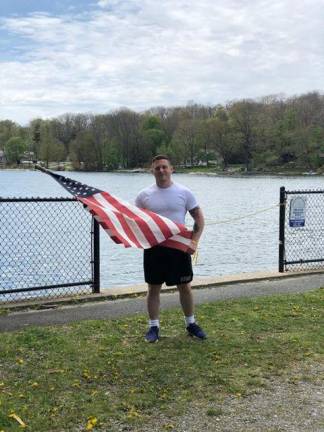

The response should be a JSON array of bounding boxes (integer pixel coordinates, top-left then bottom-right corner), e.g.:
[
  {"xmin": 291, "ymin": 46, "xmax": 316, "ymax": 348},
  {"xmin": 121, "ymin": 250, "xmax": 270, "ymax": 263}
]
[{"xmin": 152, "ymin": 159, "xmax": 173, "ymax": 185}]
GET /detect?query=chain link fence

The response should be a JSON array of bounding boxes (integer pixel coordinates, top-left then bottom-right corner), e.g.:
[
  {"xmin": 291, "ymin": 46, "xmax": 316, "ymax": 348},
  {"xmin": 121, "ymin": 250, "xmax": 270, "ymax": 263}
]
[
  {"xmin": 279, "ymin": 187, "xmax": 324, "ymax": 272},
  {"xmin": 0, "ymin": 197, "xmax": 100, "ymax": 304}
]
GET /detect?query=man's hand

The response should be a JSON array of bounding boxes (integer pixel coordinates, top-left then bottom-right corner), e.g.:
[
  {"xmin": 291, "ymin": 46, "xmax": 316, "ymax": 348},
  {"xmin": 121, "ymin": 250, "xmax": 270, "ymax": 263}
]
[{"xmin": 187, "ymin": 239, "xmax": 198, "ymax": 255}]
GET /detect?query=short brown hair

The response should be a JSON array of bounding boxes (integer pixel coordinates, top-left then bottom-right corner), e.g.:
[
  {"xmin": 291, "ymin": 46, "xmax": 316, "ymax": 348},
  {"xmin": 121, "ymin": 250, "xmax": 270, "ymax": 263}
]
[{"xmin": 152, "ymin": 154, "xmax": 171, "ymax": 164}]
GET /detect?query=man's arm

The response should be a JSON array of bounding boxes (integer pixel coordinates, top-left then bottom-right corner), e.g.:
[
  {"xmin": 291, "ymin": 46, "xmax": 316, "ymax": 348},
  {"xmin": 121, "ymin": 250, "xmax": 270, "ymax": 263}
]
[
  {"xmin": 135, "ymin": 192, "xmax": 144, "ymax": 208},
  {"xmin": 188, "ymin": 206, "xmax": 205, "ymax": 254}
]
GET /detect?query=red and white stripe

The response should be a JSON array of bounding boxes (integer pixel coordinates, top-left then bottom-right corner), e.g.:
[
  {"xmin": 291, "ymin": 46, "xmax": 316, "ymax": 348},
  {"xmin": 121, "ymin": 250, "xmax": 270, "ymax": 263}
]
[
  {"xmin": 78, "ymin": 191, "xmax": 192, "ymax": 252},
  {"xmin": 159, "ymin": 232, "xmax": 193, "ymax": 253}
]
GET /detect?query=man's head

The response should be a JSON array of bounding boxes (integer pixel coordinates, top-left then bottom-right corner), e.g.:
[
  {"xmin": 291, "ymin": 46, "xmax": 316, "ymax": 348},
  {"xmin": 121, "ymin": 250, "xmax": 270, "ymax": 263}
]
[{"xmin": 151, "ymin": 154, "xmax": 173, "ymax": 188}]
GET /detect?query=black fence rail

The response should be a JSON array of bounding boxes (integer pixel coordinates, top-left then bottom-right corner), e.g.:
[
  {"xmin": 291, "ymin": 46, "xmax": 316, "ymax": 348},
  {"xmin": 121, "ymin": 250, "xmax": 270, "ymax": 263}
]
[
  {"xmin": 279, "ymin": 187, "xmax": 324, "ymax": 272},
  {"xmin": 0, "ymin": 197, "xmax": 100, "ymax": 303}
]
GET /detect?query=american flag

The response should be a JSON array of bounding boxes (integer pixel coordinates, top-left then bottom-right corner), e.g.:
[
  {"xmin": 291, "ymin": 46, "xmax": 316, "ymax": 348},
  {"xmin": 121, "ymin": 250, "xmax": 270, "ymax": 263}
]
[{"xmin": 36, "ymin": 166, "xmax": 193, "ymax": 252}]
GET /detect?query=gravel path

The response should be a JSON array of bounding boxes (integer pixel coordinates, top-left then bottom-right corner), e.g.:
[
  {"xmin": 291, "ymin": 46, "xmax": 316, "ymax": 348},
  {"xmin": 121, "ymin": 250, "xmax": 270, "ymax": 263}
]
[{"xmin": 136, "ymin": 361, "xmax": 324, "ymax": 432}]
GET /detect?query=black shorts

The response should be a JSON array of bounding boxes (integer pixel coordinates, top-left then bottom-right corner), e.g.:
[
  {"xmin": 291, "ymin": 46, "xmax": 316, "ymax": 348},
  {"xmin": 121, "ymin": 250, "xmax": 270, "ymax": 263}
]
[{"xmin": 144, "ymin": 246, "xmax": 193, "ymax": 286}]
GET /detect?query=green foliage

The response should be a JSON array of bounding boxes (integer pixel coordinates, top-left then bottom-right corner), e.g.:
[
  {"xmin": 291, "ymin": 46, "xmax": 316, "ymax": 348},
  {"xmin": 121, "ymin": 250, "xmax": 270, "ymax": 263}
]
[
  {"xmin": 228, "ymin": 100, "xmax": 259, "ymax": 171},
  {"xmin": 143, "ymin": 128, "xmax": 166, "ymax": 148},
  {"xmin": 102, "ymin": 138, "xmax": 120, "ymax": 170},
  {"xmin": 253, "ymin": 149, "xmax": 279, "ymax": 168},
  {"xmin": 142, "ymin": 115, "xmax": 162, "ymax": 130},
  {"xmin": 140, "ymin": 115, "xmax": 167, "ymax": 159},
  {"xmin": 4, "ymin": 136, "xmax": 26, "ymax": 163},
  {"xmin": 0, "ymin": 120, "xmax": 20, "ymax": 150},
  {"xmin": 1, "ymin": 91, "xmax": 324, "ymax": 171},
  {"xmin": 167, "ymin": 137, "xmax": 186, "ymax": 165},
  {"xmin": 29, "ymin": 119, "xmax": 42, "ymax": 161},
  {"xmin": 39, "ymin": 121, "xmax": 65, "ymax": 167},
  {"xmin": 70, "ymin": 130, "xmax": 98, "ymax": 170}
]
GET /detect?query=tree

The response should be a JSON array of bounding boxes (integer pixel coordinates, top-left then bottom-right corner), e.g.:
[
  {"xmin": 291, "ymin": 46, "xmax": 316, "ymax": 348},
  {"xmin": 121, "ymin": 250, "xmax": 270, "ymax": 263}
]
[
  {"xmin": 102, "ymin": 138, "xmax": 120, "ymax": 170},
  {"xmin": 199, "ymin": 107, "xmax": 237, "ymax": 169},
  {"xmin": 140, "ymin": 115, "xmax": 167, "ymax": 160},
  {"xmin": 2, "ymin": 90, "xmax": 324, "ymax": 171},
  {"xmin": 4, "ymin": 136, "xmax": 26, "ymax": 164},
  {"xmin": 158, "ymin": 139, "xmax": 186, "ymax": 166},
  {"xmin": 228, "ymin": 100, "xmax": 259, "ymax": 171},
  {"xmin": 173, "ymin": 119, "xmax": 200, "ymax": 166},
  {"xmin": 39, "ymin": 121, "xmax": 65, "ymax": 168},
  {"xmin": 29, "ymin": 119, "xmax": 42, "ymax": 162},
  {"xmin": 51, "ymin": 114, "xmax": 76, "ymax": 159},
  {"xmin": 109, "ymin": 109, "xmax": 142, "ymax": 168},
  {"xmin": 87, "ymin": 115, "xmax": 106, "ymax": 170},
  {"xmin": 70, "ymin": 130, "xmax": 98, "ymax": 170},
  {"xmin": 0, "ymin": 120, "xmax": 20, "ymax": 150}
]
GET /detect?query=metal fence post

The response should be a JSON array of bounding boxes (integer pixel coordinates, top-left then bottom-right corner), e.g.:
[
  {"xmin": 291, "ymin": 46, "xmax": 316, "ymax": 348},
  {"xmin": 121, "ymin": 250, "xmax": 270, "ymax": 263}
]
[
  {"xmin": 92, "ymin": 218, "xmax": 100, "ymax": 293},
  {"xmin": 279, "ymin": 186, "xmax": 286, "ymax": 272}
]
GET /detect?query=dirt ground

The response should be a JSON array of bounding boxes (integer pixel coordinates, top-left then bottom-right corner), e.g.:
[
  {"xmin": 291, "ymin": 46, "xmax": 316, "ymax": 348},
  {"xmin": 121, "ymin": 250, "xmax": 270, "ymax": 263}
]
[{"xmin": 137, "ymin": 361, "xmax": 324, "ymax": 432}]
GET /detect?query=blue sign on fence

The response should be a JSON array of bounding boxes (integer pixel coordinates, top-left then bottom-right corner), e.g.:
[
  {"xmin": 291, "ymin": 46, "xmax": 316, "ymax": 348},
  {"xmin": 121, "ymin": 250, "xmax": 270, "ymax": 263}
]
[{"xmin": 289, "ymin": 197, "xmax": 306, "ymax": 227}]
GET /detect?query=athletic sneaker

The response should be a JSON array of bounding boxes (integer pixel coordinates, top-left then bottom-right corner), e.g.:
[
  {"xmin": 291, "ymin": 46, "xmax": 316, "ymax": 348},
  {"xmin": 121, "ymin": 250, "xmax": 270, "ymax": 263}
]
[
  {"xmin": 187, "ymin": 323, "xmax": 207, "ymax": 340},
  {"xmin": 145, "ymin": 326, "xmax": 159, "ymax": 343}
]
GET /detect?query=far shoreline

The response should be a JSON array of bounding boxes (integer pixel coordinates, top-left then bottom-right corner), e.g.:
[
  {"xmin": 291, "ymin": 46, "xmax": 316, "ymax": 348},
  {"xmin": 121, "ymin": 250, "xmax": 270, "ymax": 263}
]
[{"xmin": 0, "ymin": 165, "xmax": 322, "ymax": 177}]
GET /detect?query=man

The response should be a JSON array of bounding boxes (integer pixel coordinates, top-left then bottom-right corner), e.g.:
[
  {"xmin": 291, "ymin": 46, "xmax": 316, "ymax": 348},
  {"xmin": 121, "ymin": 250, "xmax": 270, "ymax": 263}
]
[{"xmin": 135, "ymin": 155, "xmax": 206, "ymax": 343}]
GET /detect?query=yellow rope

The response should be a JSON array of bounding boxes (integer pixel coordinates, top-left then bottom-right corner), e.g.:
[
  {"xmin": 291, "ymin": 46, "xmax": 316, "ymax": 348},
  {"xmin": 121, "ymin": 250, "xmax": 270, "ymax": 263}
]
[
  {"xmin": 190, "ymin": 203, "xmax": 279, "ymax": 265},
  {"xmin": 203, "ymin": 203, "xmax": 279, "ymax": 226},
  {"xmin": 192, "ymin": 248, "xmax": 199, "ymax": 265}
]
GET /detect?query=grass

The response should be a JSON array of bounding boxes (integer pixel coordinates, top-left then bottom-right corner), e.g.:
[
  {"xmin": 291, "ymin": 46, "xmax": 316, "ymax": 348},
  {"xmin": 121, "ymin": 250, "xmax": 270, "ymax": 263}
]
[{"xmin": 0, "ymin": 289, "xmax": 323, "ymax": 431}]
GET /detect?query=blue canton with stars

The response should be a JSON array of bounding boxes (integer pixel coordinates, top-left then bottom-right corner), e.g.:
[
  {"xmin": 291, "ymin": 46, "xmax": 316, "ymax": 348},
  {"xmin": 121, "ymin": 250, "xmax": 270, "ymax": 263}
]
[{"xmin": 35, "ymin": 165, "xmax": 101, "ymax": 197}]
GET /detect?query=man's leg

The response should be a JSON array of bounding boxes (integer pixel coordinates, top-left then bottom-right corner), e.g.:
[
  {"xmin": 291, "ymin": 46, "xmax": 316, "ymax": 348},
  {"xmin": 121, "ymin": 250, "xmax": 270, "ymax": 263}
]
[
  {"xmin": 145, "ymin": 284, "xmax": 162, "ymax": 343},
  {"xmin": 177, "ymin": 282, "xmax": 194, "ymax": 317},
  {"xmin": 177, "ymin": 282, "xmax": 206, "ymax": 340},
  {"xmin": 147, "ymin": 283, "xmax": 162, "ymax": 320}
]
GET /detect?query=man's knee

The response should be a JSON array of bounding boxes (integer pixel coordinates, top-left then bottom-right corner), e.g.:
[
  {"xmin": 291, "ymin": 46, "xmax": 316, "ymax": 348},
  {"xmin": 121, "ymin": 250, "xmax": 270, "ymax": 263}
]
[
  {"xmin": 177, "ymin": 283, "xmax": 192, "ymax": 293},
  {"xmin": 148, "ymin": 284, "xmax": 162, "ymax": 295}
]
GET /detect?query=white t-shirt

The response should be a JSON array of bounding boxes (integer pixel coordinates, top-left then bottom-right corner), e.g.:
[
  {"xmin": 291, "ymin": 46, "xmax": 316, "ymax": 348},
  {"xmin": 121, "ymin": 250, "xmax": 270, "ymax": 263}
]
[{"xmin": 135, "ymin": 182, "xmax": 198, "ymax": 224}]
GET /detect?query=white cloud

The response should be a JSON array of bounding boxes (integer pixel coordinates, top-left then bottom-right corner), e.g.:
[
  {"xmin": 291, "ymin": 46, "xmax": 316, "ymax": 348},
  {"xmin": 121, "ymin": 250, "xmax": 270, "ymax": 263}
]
[
  {"xmin": 97, "ymin": 0, "xmax": 110, "ymax": 6},
  {"xmin": 1, "ymin": 0, "xmax": 324, "ymax": 124}
]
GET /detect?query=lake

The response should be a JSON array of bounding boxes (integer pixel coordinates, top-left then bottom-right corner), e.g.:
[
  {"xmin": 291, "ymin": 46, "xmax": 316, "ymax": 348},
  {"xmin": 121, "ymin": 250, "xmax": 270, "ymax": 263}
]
[{"xmin": 1, "ymin": 169, "xmax": 323, "ymax": 290}]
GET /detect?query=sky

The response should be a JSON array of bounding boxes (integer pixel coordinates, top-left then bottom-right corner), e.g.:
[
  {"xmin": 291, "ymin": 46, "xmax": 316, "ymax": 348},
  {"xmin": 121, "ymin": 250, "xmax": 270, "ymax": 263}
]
[{"xmin": 1, "ymin": 0, "xmax": 324, "ymax": 125}]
